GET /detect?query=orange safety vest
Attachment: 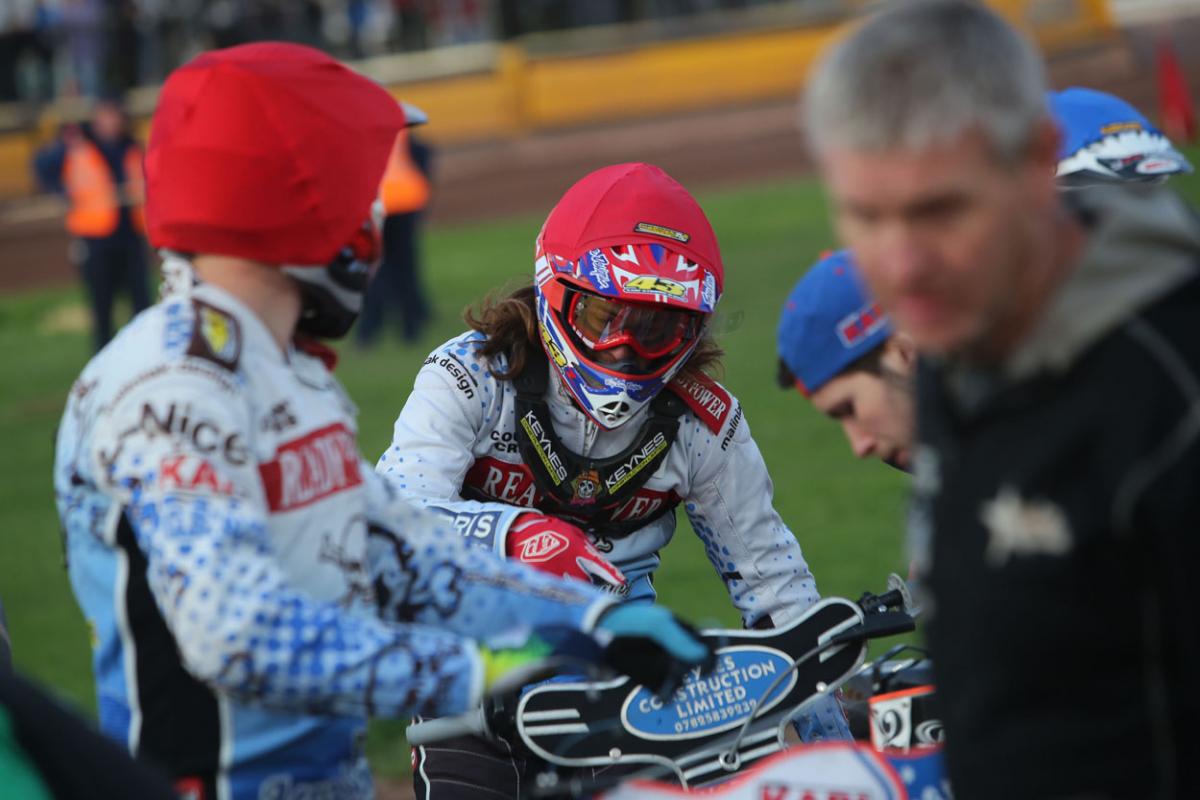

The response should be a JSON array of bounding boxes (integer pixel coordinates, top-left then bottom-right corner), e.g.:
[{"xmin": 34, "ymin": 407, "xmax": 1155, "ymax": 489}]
[
  {"xmin": 378, "ymin": 131, "xmax": 431, "ymax": 215},
  {"xmin": 63, "ymin": 139, "xmax": 146, "ymax": 237}
]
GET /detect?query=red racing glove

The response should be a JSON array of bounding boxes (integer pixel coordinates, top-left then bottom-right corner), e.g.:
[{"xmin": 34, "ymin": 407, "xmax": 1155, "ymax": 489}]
[{"xmin": 505, "ymin": 514, "xmax": 626, "ymax": 591}]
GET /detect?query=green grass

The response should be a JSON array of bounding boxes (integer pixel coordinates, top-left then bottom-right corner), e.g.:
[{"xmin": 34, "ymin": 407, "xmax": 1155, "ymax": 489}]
[{"xmin": 3, "ymin": 153, "xmax": 1199, "ymax": 781}]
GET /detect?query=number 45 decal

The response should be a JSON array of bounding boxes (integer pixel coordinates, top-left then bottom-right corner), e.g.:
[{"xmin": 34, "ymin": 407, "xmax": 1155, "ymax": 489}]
[{"xmin": 623, "ymin": 275, "xmax": 687, "ymax": 298}]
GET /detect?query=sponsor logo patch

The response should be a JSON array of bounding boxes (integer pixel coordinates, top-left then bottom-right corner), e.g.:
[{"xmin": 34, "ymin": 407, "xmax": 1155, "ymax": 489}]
[
  {"xmin": 720, "ymin": 405, "xmax": 744, "ymax": 451},
  {"xmin": 186, "ymin": 300, "xmax": 241, "ymax": 371},
  {"xmin": 163, "ymin": 301, "xmax": 190, "ymax": 352},
  {"xmin": 465, "ymin": 458, "xmax": 540, "ymax": 507},
  {"xmin": 980, "ymin": 486, "xmax": 1073, "ymax": 566},
  {"xmin": 701, "ymin": 272, "xmax": 717, "ymax": 309},
  {"xmin": 541, "ymin": 325, "xmax": 569, "ymax": 368},
  {"xmin": 517, "ymin": 530, "xmax": 570, "ymax": 563},
  {"xmin": 489, "ymin": 430, "xmax": 520, "ymax": 454},
  {"xmin": 610, "ymin": 487, "xmax": 679, "ymax": 522},
  {"xmin": 159, "ymin": 454, "xmax": 237, "ymax": 496},
  {"xmin": 623, "ymin": 275, "xmax": 688, "ymax": 299},
  {"xmin": 669, "ymin": 373, "xmax": 733, "ymax": 434},
  {"xmin": 102, "ymin": 402, "xmax": 249, "ymax": 471},
  {"xmin": 585, "ymin": 249, "xmax": 612, "ymax": 290},
  {"xmin": 620, "ymin": 647, "xmax": 796, "ymax": 740},
  {"xmin": 452, "ymin": 510, "xmax": 503, "ymax": 540},
  {"xmin": 634, "ymin": 221, "xmax": 690, "ymax": 243},
  {"xmin": 520, "ymin": 410, "xmax": 569, "ymax": 485},
  {"xmin": 1133, "ymin": 156, "xmax": 1183, "ymax": 175},
  {"xmin": 570, "ymin": 468, "xmax": 601, "ymax": 506},
  {"xmin": 836, "ymin": 302, "xmax": 887, "ymax": 348},
  {"xmin": 259, "ymin": 423, "xmax": 363, "ymax": 512},
  {"xmin": 1099, "ymin": 120, "xmax": 1143, "ymax": 136},
  {"xmin": 423, "ymin": 352, "xmax": 478, "ymax": 399},
  {"xmin": 869, "ymin": 685, "xmax": 942, "ymax": 751},
  {"xmin": 260, "ymin": 401, "xmax": 298, "ymax": 434},
  {"xmin": 604, "ymin": 431, "xmax": 669, "ymax": 494}
]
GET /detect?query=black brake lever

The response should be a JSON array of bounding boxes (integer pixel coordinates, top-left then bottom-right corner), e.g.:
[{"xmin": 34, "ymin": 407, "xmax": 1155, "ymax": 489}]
[
  {"xmin": 828, "ymin": 610, "xmax": 915, "ymax": 646},
  {"xmin": 835, "ymin": 574, "xmax": 918, "ymax": 646}
]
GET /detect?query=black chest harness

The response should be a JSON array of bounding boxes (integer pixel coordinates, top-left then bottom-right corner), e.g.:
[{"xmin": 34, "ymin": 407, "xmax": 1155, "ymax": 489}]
[{"xmin": 510, "ymin": 352, "xmax": 685, "ymax": 538}]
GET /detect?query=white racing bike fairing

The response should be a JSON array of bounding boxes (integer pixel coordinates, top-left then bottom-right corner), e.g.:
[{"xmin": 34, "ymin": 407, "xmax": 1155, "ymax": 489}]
[
  {"xmin": 599, "ymin": 745, "xmax": 950, "ymax": 799},
  {"xmin": 600, "ymin": 743, "xmax": 910, "ymax": 800}
]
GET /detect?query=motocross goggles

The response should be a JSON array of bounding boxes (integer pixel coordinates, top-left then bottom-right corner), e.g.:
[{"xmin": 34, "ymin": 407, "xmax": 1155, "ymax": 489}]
[{"xmin": 566, "ymin": 290, "xmax": 703, "ymax": 362}]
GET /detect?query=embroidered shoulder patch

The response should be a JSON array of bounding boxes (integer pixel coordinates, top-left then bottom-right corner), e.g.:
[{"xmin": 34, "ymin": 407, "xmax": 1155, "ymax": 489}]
[
  {"xmin": 186, "ymin": 299, "xmax": 242, "ymax": 371},
  {"xmin": 668, "ymin": 373, "xmax": 733, "ymax": 434}
]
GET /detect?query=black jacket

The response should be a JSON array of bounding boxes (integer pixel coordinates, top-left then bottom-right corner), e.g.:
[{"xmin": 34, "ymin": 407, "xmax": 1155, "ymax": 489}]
[
  {"xmin": 911, "ymin": 183, "xmax": 1200, "ymax": 799},
  {"xmin": 0, "ymin": 670, "xmax": 176, "ymax": 799}
]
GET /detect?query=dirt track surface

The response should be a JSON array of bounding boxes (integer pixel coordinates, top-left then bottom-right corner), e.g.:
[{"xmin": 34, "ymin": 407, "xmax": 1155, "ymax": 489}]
[{"xmin": 3, "ymin": 18, "xmax": 1199, "ymax": 294}]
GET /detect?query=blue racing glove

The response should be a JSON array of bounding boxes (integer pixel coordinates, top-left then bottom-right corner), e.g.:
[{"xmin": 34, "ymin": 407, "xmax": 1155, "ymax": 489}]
[{"xmin": 594, "ymin": 602, "xmax": 714, "ymax": 696}]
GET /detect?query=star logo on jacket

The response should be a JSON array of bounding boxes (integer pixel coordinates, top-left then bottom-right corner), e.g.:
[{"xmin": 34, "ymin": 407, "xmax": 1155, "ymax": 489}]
[{"xmin": 980, "ymin": 487, "xmax": 1073, "ymax": 566}]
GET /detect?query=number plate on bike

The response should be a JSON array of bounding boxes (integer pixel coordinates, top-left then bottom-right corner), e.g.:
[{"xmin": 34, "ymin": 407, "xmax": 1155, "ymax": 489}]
[{"xmin": 516, "ymin": 597, "xmax": 867, "ymax": 780}]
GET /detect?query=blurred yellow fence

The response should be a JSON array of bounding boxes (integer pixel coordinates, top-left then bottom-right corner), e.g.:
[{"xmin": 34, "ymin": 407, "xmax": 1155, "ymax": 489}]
[{"xmin": 0, "ymin": 0, "xmax": 1114, "ymax": 200}]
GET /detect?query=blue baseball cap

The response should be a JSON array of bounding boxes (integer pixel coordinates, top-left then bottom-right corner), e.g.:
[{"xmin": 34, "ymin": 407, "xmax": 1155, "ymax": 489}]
[
  {"xmin": 777, "ymin": 249, "xmax": 892, "ymax": 396},
  {"xmin": 1050, "ymin": 87, "xmax": 1192, "ymax": 181}
]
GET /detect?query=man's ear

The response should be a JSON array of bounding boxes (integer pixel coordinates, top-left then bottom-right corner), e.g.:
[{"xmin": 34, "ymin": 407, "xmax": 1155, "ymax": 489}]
[
  {"xmin": 1023, "ymin": 116, "xmax": 1062, "ymax": 201},
  {"xmin": 1027, "ymin": 115, "xmax": 1062, "ymax": 174},
  {"xmin": 886, "ymin": 333, "xmax": 917, "ymax": 370}
]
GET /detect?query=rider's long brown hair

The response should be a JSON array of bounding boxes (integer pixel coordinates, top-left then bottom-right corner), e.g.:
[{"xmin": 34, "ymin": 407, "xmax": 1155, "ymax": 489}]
[{"xmin": 464, "ymin": 283, "xmax": 724, "ymax": 382}]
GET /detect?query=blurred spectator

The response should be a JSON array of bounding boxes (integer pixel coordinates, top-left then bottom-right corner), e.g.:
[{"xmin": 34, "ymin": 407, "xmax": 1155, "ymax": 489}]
[
  {"xmin": 429, "ymin": 0, "xmax": 488, "ymax": 46},
  {"xmin": 1, "ymin": 0, "xmax": 807, "ymax": 104},
  {"xmin": 359, "ymin": 129, "xmax": 433, "ymax": 346},
  {"xmin": 393, "ymin": 0, "xmax": 429, "ymax": 51},
  {"xmin": 105, "ymin": 0, "xmax": 140, "ymax": 95},
  {"xmin": 0, "ymin": 0, "xmax": 39, "ymax": 101},
  {"xmin": 61, "ymin": 0, "xmax": 105, "ymax": 97},
  {"xmin": 347, "ymin": 0, "xmax": 370, "ymax": 57},
  {"xmin": 34, "ymin": 99, "xmax": 150, "ymax": 352}
]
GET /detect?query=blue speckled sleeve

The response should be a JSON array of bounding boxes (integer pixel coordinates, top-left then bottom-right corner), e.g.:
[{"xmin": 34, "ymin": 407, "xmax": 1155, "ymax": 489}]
[
  {"xmin": 364, "ymin": 468, "xmax": 615, "ymax": 638},
  {"xmin": 90, "ymin": 366, "xmax": 483, "ymax": 719}
]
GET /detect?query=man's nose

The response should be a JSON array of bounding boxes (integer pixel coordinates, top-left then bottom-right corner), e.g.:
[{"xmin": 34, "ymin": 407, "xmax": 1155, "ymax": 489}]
[
  {"xmin": 843, "ymin": 422, "xmax": 877, "ymax": 459},
  {"xmin": 876, "ymin": 227, "xmax": 931, "ymax": 290}
]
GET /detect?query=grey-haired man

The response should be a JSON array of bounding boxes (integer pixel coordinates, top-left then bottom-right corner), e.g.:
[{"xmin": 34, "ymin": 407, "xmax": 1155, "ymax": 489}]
[{"xmin": 805, "ymin": 1, "xmax": 1200, "ymax": 797}]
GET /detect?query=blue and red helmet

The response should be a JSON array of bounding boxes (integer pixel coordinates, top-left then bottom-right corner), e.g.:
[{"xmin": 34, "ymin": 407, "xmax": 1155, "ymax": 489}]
[
  {"xmin": 777, "ymin": 249, "xmax": 891, "ymax": 396},
  {"xmin": 534, "ymin": 163, "xmax": 723, "ymax": 429},
  {"xmin": 1051, "ymin": 87, "xmax": 1192, "ymax": 183}
]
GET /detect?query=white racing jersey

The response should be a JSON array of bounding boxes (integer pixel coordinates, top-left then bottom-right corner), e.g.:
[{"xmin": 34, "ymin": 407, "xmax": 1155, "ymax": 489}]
[
  {"xmin": 54, "ymin": 283, "xmax": 611, "ymax": 800},
  {"xmin": 379, "ymin": 331, "xmax": 850, "ymax": 740}
]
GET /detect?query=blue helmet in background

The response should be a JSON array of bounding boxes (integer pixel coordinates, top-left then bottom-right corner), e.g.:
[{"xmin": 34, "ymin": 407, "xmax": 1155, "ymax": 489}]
[
  {"xmin": 777, "ymin": 249, "xmax": 892, "ymax": 396},
  {"xmin": 1051, "ymin": 87, "xmax": 1193, "ymax": 183}
]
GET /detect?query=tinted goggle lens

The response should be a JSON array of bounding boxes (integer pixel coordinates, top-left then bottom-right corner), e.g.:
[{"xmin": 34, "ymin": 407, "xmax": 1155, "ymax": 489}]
[{"xmin": 569, "ymin": 292, "xmax": 700, "ymax": 359}]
